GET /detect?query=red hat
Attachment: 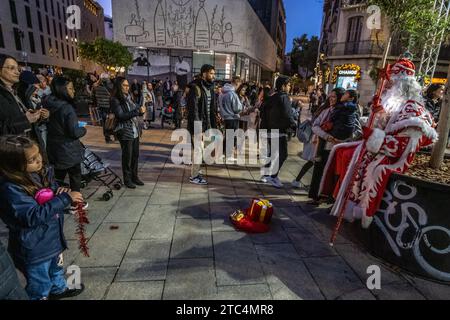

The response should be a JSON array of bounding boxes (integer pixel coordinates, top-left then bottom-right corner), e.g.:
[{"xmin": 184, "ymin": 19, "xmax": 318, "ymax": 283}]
[{"xmin": 389, "ymin": 58, "xmax": 416, "ymax": 78}]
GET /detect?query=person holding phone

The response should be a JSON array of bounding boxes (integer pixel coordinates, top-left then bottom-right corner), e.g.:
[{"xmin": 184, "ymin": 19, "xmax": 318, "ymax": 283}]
[{"xmin": 110, "ymin": 77, "xmax": 146, "ymax": 189}]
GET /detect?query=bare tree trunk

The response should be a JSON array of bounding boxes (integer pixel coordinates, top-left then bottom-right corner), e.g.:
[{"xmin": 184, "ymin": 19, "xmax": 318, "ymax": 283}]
[{"xmin": 430, "ymin": 78, "xmax": 450, "ymax": 169}]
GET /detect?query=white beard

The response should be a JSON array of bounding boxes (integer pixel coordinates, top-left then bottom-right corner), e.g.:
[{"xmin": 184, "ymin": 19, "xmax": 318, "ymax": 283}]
[{"xmin": 381, "ymin": 76, "xmax": 424, "ymax": 115}]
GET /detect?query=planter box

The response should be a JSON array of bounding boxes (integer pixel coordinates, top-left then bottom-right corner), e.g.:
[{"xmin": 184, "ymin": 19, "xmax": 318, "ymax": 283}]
[{"xmin": 353, "ymin": 173, "xmax": 450, "ymax": 283}]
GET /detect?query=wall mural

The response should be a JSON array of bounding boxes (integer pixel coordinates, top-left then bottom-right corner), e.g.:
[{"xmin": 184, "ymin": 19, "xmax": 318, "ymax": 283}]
[{"xmin": 124, "ymin": 0, "xmax": 238, "ymax": 50}]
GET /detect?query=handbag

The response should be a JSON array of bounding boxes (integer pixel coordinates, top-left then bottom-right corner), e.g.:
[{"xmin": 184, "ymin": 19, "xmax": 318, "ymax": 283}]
[
  {"xmin": 104, "ymin": 112, "xmax": 117, "ymax": 132},
  {"xmin": 297, "ymin": 119, "xmax": 313, "ymax": 144}
]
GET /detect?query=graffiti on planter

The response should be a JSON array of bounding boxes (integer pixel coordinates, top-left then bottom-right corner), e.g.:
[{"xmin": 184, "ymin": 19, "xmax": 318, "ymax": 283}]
[
  {"xmin": 374, "ymin": 181, "xmax": 450, "ymax": 282},
  {"xmin": 123, "ymin": 0, "xmax": 238, "ymax": 50},
  {"xmin": 124, "ymin": 1, "xmax": 150, "ymax": 42}
]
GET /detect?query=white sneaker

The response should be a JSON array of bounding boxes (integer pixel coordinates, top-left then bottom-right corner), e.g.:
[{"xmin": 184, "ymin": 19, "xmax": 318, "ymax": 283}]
[
  {"xmin": 270, "ymin": 177, "xmax": 283, "ymax": 189},
  {"xmin": 261, "ymin": 176, "xmax": 270, "ymax": 183}
]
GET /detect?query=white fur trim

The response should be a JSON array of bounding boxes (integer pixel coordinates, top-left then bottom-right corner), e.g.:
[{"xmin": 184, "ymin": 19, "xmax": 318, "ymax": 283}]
[
  {"xmin": 366, "ymin": 128, "xmax": 386, "ymax": 154},
  {"xmin": 362, "ymin": 214, "xmax": 374, "ymax": 229},
  {"xmin": 387, "ymin": 117, "xmax": 438, "ymax": 142}
]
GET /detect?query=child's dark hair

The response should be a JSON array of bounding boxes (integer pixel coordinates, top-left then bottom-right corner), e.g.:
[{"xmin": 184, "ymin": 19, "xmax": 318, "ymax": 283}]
[
  {"xmin": 345, "ymin": 89, "xmax": 359, "ymax": 104},
  {"xmin": 0, "ymin": 135, "xmax": 49, "ymax": 196},
  {"xmin": 50, "ymin": 76, "xmax": 73, "ymax": 102}
]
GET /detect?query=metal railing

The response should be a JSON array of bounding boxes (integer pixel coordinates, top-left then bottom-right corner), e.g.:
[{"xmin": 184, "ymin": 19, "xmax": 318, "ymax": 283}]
[{"xmin": 328, "ymin": 40, "xmax": 450, "ymax": 60}]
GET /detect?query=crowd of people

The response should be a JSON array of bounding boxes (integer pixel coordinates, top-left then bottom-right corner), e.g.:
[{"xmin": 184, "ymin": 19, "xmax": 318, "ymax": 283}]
[{"xmin": 0, "ymin": 50, "xmax": 448, "ymax": 300}]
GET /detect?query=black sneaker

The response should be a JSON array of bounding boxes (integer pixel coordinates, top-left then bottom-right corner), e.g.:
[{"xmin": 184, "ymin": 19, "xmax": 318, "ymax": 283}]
[
  {"xmin": 132, "ymin": 178, "xmax": 145, "ymax": 186},
  {"xmin": 125, "ymin": 182, "xmax": 136, "ymax": 189},
  {"xmin": 49, "ymin": 284, "xmax": 85, "ymax": 300}
]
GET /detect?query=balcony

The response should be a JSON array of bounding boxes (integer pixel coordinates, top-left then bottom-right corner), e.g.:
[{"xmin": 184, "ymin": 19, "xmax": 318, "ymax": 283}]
[
  {"xmin": 329, "ymin": 40, "xmax": 409, "ymax": 57},
  {"xmin": 328, "ymin": 40, "xmax": 450, "ymax": 61}
]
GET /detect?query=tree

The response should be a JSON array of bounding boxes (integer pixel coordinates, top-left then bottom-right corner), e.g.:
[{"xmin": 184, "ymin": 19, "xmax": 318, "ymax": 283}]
[
  {"xmin": 78, "ymin": 38, "xmax": 133, "ymax": 71},
  {"xmin": 369, "ymin": 0, "xmax": 450, "ymax": 169},
  {"xmin": 290, "ymin": 34, "xmax": 320, "ymax": 79}
]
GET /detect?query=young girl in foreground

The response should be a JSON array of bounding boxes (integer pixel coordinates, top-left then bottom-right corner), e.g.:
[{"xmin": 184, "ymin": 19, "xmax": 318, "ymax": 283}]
[{"xmin": 0, "ymin": 135, "xmax": 85, "ymax": 300}]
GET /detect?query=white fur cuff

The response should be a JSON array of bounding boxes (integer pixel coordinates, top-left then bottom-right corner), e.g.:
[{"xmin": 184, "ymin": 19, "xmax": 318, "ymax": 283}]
[{"xmin": 366, "ymin": 128, "xmax": 386, "ymax": 154}]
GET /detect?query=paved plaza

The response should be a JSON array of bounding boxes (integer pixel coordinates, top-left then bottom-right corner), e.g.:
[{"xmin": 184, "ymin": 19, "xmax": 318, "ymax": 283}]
[{"xmin": 1, "ymin": 123, "xmax": 450, "ymax": 300}]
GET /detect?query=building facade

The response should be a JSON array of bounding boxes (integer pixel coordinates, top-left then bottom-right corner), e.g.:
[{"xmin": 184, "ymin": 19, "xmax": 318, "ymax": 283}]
[
  {"xmin": 104, "ymin": 15, "xmax": 113, "ymax": 41},
  {"xmin": 248, "ymin": 0, "xmax": 287, "ymax": 72},
  {"xmin": 0, "ymin": 0, "xmax": 82, "ymax": 71},
  {"xmin": 319, "ymin": 0, "xmax": 450, "ymax": 106},
  {"xmin": 112, "ymin": 0, "xmax": 277, "ymax": 86}
]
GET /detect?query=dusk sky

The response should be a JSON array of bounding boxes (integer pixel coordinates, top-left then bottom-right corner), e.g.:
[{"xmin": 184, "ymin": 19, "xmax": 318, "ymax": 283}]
[{"xmin": 97, "ymin": 0, "xmax": 323, "ymax": 53}]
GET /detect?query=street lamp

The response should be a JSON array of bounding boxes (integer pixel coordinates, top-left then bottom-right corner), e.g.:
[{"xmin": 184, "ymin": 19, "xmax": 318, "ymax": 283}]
[{"xmin": 138, "ymin": 46, "xmax": 150, "ymax": 83}]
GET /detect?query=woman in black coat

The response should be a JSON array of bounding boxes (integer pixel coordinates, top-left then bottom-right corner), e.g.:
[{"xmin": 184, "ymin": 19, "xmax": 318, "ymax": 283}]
[
  {"xmin": 43, "ymin": 76, "xmax": 87, "ymax": 198},
  {"xmin": 110, "ymin": 77, "xmax": 146, "ymax": 189}
]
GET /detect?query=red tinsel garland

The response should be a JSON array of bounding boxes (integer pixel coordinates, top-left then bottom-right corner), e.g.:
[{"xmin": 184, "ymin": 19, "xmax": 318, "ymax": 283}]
[{"xmin": 75, "ymin": 202, "xmax": 90, "ymax": 257}]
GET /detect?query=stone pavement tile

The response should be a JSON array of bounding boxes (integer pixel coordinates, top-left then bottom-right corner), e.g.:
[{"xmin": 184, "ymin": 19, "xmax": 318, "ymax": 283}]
[
  {"xmin": 155, "ymin": 180, "xmax": 183, "ymax": 190},
  {"xmin": 181, "ymin": 183, "xmax": 209, "ymax": 194},
  {"xmin": 265, "ymin": 196, "xmax": 298, "ymax": 208},
  {"xmin": 303, "ymin": 256, "xmax": 367, "ymax": 300},
  {"xmin": 287, "ymin": 229, "xmax": 337, "ymax": 258},
  {"xmin": 70, "ymin": 267, "xmax": 117, "ymax": 300},
  {"xmin": 255, "ymin": 244, "xmax": 324, "ymax": 300},
  {"xmin": 276, "ymin": 206, "xmax": 316, "ymax": 231},
  {"xmin": 214, "ymin": 231, "xmax": 266, "ymax": 286},
  {"xmin": 163, "ymin": 258, "xmax": 217, "ymax": 300},
  {"xmin": 216, "ymin": 284, "xmax": 272, "ymax": 300},
  {"xmin": 309, "ymin": 212, "xmax": 354, "ymax": 245},
  {"xmin": 106, "ymin": 281, "xmax": 164, "ymax": 300},
  {"xmin": 64, "ymin": 240, "xmax": 80, "ymax": 266},
  {"xmin": 149, "ymin": 187, "xmax": 181, "ymax": 205},
  {"xmin": 177, "ymin": 203, "xmax": 210, "ymax": 219},
  {"xmin": 337, "ymin": 288, "xmax": 376, "ymax": 300},
  {"xmin": 171, "ymin": 218, "xmax": 213, "ymax": 259},
  {"xmin": 75, "ymin": 222, "xmax": 137, "ymax": 267},
  {"xmin": 403, "ymin": 276, "xmax": 450, "ymax": 300},
  {"xmin": 133, "ymin": 204, "xmax": 177, "ymax": 241},
  {"xmin": 179, "ymin": 192, "xmax": 210, "ymax": 209},
  {"xmin": 116, "ymin": 240, "xmax": 171, "ymax": 282},
  {"xmin": 334, "ymin": 244, "xmax": 406, "ymax": 286},
  {"xmin": 248, "ymin": 224, "xmax": 290, "ymax": 245},
  {"xmin": 210, "ymin": 206, "xmax": 236, "ymax": 232},
  {"xmin": 105, "ymin": 196, "xmax": 148, "ymax": 223},
  {"xmin": 122, "ymin": 182, "xmax": 156, "ymax": 197},
  {"xmin": 64, "ymin": 215, "xmax": 105, "ymax": 241},
  {"xmin": 372, "ymin": 282, "xmax": 425, "ymax": 300},
  {"xmin": 276, "ymin": 212, "xmax": 299, "ymax": 230}
]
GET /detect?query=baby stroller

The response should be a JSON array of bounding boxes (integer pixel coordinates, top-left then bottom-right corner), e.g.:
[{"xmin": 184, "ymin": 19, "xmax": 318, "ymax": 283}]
[
  {"xmin": 161, "ymin": 98, "xmax": 175, "ymax": 129},
  {"xmin": 81, "ymin": 144, "xmax": 123, "ymax": 201}
]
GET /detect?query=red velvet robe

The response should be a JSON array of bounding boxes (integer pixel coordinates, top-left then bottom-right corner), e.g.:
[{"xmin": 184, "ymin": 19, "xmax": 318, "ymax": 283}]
[{"xmin": 319, "ymin": 100, "xmax": 437, "ymax": 228}]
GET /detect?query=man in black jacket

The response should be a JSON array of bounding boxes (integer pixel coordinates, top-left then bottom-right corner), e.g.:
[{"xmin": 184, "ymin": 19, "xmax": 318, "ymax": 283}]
[
  {"xmin": 187, "ymin": 64, "xmax": 217, "ymax": 185},
  {"xmin": 0, "ymin": 54, "xmax": 41, "ymax": 136},
  {"xmin": 262, "ymin": 76, "xmax": 296, "ymax": 189}
]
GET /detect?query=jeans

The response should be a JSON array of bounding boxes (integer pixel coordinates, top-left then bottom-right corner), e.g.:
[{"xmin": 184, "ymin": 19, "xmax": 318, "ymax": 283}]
[
  {"xmin": 21, "ymin": 255, "xmax": 67, "ymax": 300},
  {"xmin": 223, "ymin": 119, "xmax": 239, "ymax": 156},
  {"xmin": 264, "ymin": 135, "xmax": 288, "ymax": 178},
  {"xmin": 120, "ymin": 137, "xmax": 140, "ymax": 183},
  {"xmin": 55, "ymin": 164, "xmax": 82, "ymax": 192}
]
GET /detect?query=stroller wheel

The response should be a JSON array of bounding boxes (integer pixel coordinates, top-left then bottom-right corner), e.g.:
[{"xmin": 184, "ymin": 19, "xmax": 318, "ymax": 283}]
[
  {"xmin": 114, "ymin": 183, "xmax": 122, "ymax": 190},
  {"xmin": 81, "ymin": 181, "xmax": 87, "ymax": 189},
  {"xmin": 102, "ymin": 192, "xmax": 113, "ymax": 201}
]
